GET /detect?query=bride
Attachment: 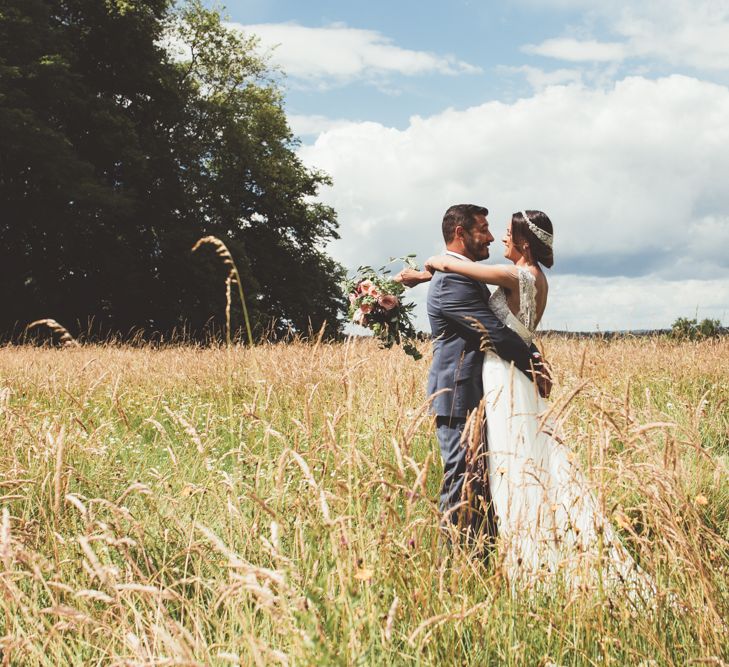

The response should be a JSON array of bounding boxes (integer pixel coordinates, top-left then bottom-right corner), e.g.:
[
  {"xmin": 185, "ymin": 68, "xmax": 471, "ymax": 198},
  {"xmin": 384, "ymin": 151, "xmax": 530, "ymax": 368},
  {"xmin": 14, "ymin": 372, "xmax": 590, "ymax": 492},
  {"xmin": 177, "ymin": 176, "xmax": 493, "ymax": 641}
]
[{"xmin": 413, "ymin": 210, "xmax": 651, "ymax": 593}]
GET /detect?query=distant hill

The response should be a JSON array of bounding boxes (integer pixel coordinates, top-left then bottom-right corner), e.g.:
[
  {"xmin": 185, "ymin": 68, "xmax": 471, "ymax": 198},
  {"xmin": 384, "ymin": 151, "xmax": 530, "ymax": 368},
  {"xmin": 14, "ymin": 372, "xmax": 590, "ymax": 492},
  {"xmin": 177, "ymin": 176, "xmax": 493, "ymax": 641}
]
[
  {"xmin": 539, "ymin": 328, "xmax": 729, "ymax": 339},
  {"xmin": 405, "ymin": 328, "xmax": 729, "ymax": 341}
]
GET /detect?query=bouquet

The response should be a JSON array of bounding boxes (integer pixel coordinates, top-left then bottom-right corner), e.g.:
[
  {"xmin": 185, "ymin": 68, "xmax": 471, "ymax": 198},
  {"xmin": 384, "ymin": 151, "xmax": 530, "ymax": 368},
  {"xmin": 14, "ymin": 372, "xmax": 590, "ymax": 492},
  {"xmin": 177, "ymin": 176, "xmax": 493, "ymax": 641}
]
[{"xmin": 344, "ymin": 257, "xmax": 422, "ymax": 360}]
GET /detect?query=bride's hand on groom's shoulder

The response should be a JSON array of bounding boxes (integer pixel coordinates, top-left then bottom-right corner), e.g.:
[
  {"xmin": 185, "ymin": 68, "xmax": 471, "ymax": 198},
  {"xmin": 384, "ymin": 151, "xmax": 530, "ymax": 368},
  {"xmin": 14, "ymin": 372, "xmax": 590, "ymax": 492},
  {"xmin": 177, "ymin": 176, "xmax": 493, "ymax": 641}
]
[
  {"xmin": 424, "ymin": 255, "xmax": 446, "ymax": 273},
  {"xmin": 394, "ymin": 268, "xmax": 432, "ymax": 287}
]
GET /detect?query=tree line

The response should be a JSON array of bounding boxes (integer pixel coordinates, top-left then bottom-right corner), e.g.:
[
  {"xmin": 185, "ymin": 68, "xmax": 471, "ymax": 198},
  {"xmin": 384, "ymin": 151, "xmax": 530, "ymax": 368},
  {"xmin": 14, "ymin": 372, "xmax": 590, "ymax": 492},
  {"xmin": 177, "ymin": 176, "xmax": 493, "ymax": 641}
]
[{"xmin": 0, "ymin": 0, "xmax": 344, "ymax": 341}]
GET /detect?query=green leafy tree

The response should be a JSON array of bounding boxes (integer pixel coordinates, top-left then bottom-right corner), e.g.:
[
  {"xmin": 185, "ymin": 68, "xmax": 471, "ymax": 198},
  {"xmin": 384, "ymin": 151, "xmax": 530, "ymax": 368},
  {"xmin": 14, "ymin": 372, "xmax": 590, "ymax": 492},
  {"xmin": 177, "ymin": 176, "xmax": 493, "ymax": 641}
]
[
  {"xmin": 0, "ymin": 0, "xmax": 344, "ymax": 340},
  {"xmin": 696, "ymin": 317, "xmax": 722, "ymax": 338},
  {"xmin": 670, "ymin": 316, "xmax": 723, "ymax": 340}
]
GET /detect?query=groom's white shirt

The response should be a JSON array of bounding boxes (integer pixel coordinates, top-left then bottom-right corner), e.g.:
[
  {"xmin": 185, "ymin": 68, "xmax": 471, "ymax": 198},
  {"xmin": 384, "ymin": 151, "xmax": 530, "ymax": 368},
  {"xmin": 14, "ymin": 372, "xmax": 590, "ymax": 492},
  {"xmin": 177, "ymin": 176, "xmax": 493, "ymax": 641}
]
[{"xmin": 444, "ymin": 250, "xmax": 472, "ymax": 262}]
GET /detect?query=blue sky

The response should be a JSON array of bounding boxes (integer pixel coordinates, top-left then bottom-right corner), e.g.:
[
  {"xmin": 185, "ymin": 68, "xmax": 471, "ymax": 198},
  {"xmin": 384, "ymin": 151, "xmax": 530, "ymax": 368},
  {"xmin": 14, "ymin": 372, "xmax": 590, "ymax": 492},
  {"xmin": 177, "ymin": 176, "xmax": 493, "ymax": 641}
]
[
  {"xmin": 221, "ymin": 1, "xmax": 587, "ymax": 127},
  {"xmin": 209, "ymin": 0, "xmax": 729, "ymax": 331}
]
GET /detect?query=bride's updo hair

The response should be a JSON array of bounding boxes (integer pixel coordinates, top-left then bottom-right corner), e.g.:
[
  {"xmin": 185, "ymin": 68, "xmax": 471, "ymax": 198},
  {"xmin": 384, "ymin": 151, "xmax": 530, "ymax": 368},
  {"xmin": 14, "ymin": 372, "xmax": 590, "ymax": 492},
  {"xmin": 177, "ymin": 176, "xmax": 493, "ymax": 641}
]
[{"xmin": 512, "ymin": 210, "xmax": 554, "ymax": 268}]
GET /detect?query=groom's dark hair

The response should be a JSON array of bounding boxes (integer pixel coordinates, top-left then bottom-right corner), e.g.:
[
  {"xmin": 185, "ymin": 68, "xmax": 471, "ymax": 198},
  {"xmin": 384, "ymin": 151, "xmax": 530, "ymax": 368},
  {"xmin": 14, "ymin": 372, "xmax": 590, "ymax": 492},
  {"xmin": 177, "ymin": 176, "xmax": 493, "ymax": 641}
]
[{"xmin": 442, "ymin": 204, "xmax": 489, "ymax": 243}]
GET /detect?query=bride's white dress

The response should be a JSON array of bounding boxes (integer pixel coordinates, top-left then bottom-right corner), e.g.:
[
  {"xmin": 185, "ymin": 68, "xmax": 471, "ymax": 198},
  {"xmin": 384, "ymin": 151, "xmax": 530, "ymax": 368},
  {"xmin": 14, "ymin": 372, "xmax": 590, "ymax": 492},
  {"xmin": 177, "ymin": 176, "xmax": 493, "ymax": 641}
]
[{"xmin": 483, "ymin": 267, "xmax": 650, "ymax": 593}]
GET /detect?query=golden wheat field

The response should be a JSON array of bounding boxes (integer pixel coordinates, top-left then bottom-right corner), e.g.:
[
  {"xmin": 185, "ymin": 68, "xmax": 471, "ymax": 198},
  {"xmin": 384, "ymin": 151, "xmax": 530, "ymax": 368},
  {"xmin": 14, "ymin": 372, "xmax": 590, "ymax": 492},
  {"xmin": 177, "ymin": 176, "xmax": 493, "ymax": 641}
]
[{"xmin": 0, "ymin": 336, "xmax": 727, "ymax": 666}]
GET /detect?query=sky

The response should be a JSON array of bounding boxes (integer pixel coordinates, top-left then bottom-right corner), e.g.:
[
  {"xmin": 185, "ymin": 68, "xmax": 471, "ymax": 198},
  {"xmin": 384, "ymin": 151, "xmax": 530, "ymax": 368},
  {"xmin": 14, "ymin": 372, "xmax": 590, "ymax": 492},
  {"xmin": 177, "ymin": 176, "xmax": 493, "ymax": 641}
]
[{"xmin": 215, "ymin": 0, "xmax": 729, "ymax": 331}]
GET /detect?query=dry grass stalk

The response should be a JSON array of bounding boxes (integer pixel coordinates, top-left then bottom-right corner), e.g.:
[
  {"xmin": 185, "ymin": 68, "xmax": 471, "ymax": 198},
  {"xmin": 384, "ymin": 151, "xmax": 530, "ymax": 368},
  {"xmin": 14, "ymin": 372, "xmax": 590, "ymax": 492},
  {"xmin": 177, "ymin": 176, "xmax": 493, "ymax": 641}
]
[
  {"xmin": 27, "ymin": 318, "xmax": 79, "ymax": 347},
  {"xmin": 51, "ymin": 427, "xmax": 66, "ymax": 522},
  {"xmin": 192, "ymin": 236, "xmax": 254, "ymax": 346},
  {"xmin": 0, "ymin": 337, "xmax": 725, "ymax": 664},
  {"xmin": 384, "ymin": 594, "xmax": 399, "ymax": 642}
]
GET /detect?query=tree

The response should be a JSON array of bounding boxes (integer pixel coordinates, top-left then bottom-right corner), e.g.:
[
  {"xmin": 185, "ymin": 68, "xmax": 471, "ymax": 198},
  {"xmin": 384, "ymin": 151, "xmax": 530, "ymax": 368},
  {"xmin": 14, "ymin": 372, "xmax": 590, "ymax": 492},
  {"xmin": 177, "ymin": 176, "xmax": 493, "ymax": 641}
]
[
  {"xmin": 669, "ymin": 316, "xmax": 723, "ymax": 340},
  {"xmin": 0, "ymin": 0, "xmax": 344, "ymax": 340}
]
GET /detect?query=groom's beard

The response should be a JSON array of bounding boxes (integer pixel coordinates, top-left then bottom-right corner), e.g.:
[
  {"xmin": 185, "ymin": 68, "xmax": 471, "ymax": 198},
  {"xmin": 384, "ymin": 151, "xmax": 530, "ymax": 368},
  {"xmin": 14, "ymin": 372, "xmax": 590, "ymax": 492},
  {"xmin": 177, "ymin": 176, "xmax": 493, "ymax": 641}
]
[{"xmin": 464, "ymin": 234, "xmax": 490, "ymax": 261}]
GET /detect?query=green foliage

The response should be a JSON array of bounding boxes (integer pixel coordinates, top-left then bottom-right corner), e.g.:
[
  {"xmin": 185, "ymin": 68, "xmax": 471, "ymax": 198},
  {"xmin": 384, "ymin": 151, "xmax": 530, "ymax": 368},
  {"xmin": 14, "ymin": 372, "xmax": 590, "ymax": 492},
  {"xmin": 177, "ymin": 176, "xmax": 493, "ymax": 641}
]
[
  {"xmin": 670, "ymin": 316, "xmax": 723, "ymax": 340},
  {"xmin": 343, "ymin": 261, "xmax": 422, "ymax": 359},
  {"xmin": 0, "ymin": 0, "xmax": 344, "ymax": 340}
]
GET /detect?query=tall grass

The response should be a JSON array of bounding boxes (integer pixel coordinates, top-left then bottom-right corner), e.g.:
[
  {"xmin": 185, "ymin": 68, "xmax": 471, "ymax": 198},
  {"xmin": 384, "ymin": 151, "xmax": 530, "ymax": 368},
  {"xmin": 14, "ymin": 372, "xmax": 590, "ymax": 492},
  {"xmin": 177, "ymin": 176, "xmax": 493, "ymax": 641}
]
[
  {"xmin": 192, "ymin": 236, "xmax": 254, "ymax": 348},
  {"xmin": 0, "ymin": 336, "xmax": 726, "ymax": 665}
]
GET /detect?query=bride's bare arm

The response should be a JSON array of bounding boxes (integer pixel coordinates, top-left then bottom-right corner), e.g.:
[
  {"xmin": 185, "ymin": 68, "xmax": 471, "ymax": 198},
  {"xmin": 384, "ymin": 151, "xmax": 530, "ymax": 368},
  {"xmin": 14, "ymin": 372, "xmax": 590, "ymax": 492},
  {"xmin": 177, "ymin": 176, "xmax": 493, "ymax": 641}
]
[{"xmin": 425, "ymin": 255, "xmax": 518, "ymax": 289}]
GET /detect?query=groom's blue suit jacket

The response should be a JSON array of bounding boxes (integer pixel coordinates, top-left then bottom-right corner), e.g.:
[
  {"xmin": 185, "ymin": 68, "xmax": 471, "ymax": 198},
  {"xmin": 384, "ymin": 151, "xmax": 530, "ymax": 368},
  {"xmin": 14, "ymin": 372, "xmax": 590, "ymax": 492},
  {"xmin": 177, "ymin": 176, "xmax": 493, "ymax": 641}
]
[{"xmin": 426, "ymin": 270, "xmax": 534, "ymax": 419}]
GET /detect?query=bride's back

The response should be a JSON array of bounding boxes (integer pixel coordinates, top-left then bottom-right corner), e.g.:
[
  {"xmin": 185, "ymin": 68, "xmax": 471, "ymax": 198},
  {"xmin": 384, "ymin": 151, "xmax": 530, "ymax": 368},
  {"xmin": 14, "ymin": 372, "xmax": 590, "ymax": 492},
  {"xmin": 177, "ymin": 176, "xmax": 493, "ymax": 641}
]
[
  {"xmin": 502, "ymin": 265, "xmax": 548, "ymax": 332},
  {"xmin": 506, "ymin": 210, "xmax": 554, "ymax": 329}
]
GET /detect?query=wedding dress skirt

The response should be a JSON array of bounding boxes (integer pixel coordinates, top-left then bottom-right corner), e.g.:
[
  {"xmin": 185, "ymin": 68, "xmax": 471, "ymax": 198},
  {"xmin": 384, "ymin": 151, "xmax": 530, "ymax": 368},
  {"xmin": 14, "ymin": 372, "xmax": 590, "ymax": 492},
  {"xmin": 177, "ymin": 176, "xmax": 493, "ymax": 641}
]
[{"xmin": 482, "ymin": 351, "xmax": 651, "ymax": 595}]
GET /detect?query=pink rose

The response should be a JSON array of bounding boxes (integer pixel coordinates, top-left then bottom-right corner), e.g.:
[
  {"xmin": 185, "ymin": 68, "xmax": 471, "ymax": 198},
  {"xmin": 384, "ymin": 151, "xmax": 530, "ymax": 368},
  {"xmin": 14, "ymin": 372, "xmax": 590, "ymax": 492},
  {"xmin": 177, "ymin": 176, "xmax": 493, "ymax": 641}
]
[
  {"xmin": 358, "ymin": 279, "xmax": 380, "ymax": 298},
  {"xmin": 378, "ymin": 294, "xmax": 399, "ymax": 311},
  {"xmin": 360, "ymin": 302, "xmax": 373, "ymax": 314}
]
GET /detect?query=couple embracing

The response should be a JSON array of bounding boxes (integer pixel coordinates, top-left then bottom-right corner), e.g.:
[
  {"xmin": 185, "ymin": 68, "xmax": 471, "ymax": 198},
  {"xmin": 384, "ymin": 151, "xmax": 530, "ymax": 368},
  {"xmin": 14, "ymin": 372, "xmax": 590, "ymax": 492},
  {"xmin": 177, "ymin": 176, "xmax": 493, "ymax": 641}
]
[{"xmin": 399, "ymin": 204, "xmax": 649, "ymax": 590}]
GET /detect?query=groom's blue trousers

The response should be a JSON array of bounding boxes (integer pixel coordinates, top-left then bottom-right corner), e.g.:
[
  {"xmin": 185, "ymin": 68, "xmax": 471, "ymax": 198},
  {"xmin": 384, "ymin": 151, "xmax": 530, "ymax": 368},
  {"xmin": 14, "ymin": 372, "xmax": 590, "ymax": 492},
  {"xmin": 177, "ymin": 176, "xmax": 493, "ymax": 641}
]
[{"xmin": 435, "ymin": 414, "xmax": 496, "ymax": 550}]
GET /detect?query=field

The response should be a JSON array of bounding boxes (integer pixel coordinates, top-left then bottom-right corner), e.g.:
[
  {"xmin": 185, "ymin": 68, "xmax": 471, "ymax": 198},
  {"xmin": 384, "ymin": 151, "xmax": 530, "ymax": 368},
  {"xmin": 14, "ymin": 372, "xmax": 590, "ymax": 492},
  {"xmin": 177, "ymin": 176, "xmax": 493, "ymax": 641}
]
[{"xmin": 0, "ymin": 336, "xmax": 727, "ymax": 665}]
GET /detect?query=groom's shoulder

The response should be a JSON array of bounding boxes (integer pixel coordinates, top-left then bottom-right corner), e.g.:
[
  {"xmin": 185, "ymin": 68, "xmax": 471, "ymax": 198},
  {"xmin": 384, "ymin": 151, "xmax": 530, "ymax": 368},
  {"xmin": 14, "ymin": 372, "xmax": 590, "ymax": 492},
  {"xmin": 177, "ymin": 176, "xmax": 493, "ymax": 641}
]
[
  {"xmin": 438, "ymin": 271, "xmax": 478, "ymax": 290},
  {"xmin": 428, "ymin": 269, "xmax": 470, "ymax": 289},
  {"xmin": 428, "ymin": 271, "xmax": 479, "ymax": 306}
]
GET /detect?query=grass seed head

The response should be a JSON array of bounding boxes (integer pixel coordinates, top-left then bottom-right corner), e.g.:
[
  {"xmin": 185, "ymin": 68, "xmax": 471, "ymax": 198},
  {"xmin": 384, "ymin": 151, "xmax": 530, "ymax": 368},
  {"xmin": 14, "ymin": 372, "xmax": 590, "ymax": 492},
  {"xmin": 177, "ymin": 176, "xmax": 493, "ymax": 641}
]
[{"xmin": 27, "ymin": 318, "xmax": 79, "ymax": 347}]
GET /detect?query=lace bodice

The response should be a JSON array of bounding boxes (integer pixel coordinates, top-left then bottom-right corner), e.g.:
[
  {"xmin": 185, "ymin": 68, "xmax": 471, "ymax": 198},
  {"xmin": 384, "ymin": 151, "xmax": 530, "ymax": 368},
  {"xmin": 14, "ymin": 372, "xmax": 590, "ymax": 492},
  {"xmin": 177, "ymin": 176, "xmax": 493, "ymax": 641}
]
[{"xmin": 488, "ymin": 267, "xmax": 538, "ymax": 344}]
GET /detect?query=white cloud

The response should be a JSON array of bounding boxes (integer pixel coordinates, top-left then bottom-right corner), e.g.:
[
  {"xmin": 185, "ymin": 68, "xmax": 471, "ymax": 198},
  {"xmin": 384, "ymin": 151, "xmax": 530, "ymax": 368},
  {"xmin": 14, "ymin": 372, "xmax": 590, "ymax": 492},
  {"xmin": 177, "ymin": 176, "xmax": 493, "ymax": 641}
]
[
  {"xmin": 685, "ymin": 215, "xmax": 729, "ymax": 268},
  {"xmin": 298, "ymin": 75, "xmax": 729, "ymax": 330},
  {"xmin": 522, "ymin": 0, "xmax": 729, "ymax": 73},
  {"xmin": 542, "ymin": 274, "xmax": 729, "ymax": 331},
  {"xmin": 523, "ymin": 38, "xmax": 626, "ymax": 63},
  {"xmin": 615, "ymin": 1, "xmax": 729, "ymax": 71},
  {"xmin": 227, "ymin": 22, "xmax": 481, "ymax": 86},
  {"xmin": 504, "ymin": 65, "xmax": 584, "ymax": 91}
]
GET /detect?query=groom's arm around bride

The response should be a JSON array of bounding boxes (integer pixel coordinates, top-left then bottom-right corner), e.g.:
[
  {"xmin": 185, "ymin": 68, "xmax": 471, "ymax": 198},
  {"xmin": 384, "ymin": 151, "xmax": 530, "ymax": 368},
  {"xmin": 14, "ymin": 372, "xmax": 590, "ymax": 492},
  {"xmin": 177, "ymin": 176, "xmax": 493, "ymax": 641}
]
[{"xmin": 427, "ymin": 268, "xmax": 535, "ymax": 416}]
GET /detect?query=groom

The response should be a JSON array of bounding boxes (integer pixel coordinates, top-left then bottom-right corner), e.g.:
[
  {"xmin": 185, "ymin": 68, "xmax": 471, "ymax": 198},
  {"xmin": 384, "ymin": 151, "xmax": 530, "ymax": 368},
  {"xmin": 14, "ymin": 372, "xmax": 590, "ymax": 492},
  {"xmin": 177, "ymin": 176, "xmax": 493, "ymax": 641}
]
[{"xmin": 400, "ymin": 204, "xmax": 547, "ymax": 546}]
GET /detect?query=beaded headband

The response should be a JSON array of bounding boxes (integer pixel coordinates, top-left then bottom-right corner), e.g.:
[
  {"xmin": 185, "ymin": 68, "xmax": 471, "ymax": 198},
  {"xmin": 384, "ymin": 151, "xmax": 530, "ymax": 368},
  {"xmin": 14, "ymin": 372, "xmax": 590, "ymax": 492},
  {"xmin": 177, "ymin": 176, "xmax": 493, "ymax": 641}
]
[{"xmin": 520, "ymin": 211, "xmax": 553, "ymax": 248}]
